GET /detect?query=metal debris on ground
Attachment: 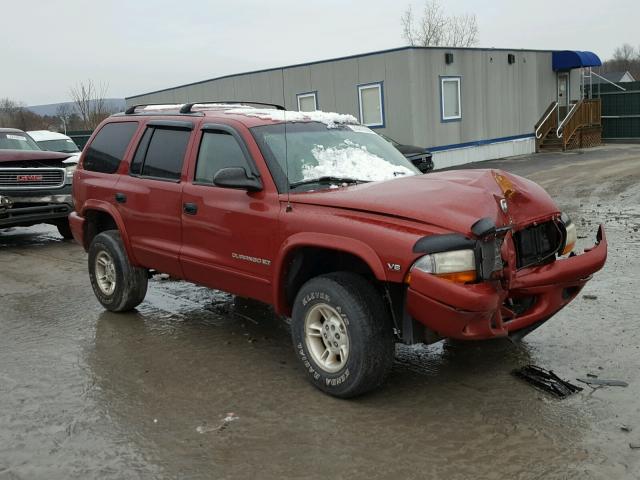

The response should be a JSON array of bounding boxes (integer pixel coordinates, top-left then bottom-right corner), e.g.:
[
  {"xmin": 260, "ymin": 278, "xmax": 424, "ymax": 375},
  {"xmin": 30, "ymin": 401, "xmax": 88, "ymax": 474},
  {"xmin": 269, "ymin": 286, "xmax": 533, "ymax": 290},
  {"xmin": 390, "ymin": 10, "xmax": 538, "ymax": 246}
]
[
  {"xmin": 512, "ymin": 365, "xmax": 583, "ymax": 398},
  {"xmin": 630, "ymin": 443, "xmax": 640, "ymax": 450},
  {"xmin": 577, "ymin": 378, "xmax": 629, "ymax": 387},
  {"xmin": 583, "ymin": 294, "xmax": 598, "ymax": 300}
]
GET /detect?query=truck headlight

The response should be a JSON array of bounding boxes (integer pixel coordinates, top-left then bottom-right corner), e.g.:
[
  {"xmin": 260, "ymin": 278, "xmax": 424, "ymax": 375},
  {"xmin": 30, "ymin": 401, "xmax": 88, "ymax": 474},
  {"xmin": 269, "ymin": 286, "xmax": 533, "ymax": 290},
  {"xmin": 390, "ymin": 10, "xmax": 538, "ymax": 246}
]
[
  {"xmin": 561, "ymin": 212, "xmax": 577, "ymax": 255},
  {"xmin": 407, "ymin": 249, "xmax": 477, "ymax": 284},
  {"xmin": 64, "ymin": 164, "xmax": 77, "ymax": 184}
]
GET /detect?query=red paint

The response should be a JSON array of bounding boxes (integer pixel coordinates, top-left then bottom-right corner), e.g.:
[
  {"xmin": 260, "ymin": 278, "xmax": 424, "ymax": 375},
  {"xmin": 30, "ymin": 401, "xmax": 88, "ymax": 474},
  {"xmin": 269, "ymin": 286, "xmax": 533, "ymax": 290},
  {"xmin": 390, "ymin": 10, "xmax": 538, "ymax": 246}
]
[{"xmin": 72, "ymin": 110, "xmax": 607, "ymax": 340}]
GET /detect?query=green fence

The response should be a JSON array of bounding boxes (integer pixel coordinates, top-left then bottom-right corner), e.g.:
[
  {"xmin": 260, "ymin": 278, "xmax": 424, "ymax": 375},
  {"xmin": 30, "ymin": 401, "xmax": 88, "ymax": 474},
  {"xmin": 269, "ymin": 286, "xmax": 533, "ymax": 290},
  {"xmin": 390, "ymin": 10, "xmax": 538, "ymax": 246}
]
[
  {"xmin": 586, "ymin": 80, "xmax": 640, "ymax": 140},
  {"xmin": 67, "ymin": 130, "xmax": 93, "ymax": 150}
]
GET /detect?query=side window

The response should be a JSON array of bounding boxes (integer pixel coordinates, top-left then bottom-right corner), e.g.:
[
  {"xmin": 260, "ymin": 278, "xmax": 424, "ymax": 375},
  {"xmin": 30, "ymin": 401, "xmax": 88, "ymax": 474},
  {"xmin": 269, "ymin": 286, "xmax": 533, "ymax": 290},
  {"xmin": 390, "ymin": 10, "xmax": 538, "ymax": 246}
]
[
  {"xmin": 130, "ymin": 127, "xmax": 153, "ymax": 175},
  {"xmin": 84, "ymin": 122, "xmax": 138, "ymax": 173},
  {"xmin": 195, "ymin": 131, "xmax": 251, "ymax": 184},
  {"xmin": 138, "ymin": 128, "xmax": 191, "ymax": 181}
]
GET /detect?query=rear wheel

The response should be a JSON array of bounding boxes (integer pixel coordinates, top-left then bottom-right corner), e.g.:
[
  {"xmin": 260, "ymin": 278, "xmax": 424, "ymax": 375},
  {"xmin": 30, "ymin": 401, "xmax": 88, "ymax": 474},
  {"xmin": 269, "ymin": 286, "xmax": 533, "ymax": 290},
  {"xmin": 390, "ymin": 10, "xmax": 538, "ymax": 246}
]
[
  {"xmin": 291, "ymin": 272, "xmax": 395, "ymax": 398},
  {"xmin": 88, "ymin": 230, "xmax": 148, "ymax": 312}
]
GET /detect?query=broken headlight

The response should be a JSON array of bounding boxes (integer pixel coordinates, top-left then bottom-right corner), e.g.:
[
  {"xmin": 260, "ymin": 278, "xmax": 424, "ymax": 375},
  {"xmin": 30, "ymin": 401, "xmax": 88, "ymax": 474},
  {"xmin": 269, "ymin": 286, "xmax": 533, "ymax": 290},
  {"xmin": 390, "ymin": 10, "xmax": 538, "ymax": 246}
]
[
  {"xmin": 409, "ymin": 249, "xmax": 477, "ymax": 283},
  {"xmin": 560, "ymin": 212, "xmax": 577, "ymax": 255}
]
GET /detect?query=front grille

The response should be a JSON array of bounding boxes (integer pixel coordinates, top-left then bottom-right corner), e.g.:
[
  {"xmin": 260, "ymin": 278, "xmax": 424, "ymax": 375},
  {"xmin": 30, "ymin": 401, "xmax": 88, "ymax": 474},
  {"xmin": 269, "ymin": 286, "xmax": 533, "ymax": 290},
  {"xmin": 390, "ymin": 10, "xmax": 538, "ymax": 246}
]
[
  {"xmin": 0, "ymin": 168, "xmax": 65, "ymax": 189},
  {"xmin": 513, "ymin": 221, "xmax": 562, "ymax": 269}
]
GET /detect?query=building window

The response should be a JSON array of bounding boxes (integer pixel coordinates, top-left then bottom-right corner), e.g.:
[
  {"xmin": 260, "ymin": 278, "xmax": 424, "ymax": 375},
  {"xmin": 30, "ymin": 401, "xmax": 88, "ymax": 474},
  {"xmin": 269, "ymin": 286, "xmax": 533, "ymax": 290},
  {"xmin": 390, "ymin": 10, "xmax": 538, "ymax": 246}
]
[
  {"xmin": 357, "ymin": 82, "xmax": 384, "ymax": 127},
  {"xmin": 440, "ymin": 76, "xmax": 462, "ymax": 122},
  {"xmin": 297, "ymin": 92, "xmax": 318, "ymax": 112}
]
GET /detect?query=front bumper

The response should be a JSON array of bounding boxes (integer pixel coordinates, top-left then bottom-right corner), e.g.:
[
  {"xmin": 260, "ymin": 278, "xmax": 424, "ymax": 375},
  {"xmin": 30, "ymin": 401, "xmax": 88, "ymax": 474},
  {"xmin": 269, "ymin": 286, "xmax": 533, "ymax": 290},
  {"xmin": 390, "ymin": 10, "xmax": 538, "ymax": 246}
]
[
  {"xmin": 0, "ymin": 186, "xmax": 73, "ymax": 228},
  {"xmin": 406, "ymin": 225, "xmax": 607, "ymax": 340}
]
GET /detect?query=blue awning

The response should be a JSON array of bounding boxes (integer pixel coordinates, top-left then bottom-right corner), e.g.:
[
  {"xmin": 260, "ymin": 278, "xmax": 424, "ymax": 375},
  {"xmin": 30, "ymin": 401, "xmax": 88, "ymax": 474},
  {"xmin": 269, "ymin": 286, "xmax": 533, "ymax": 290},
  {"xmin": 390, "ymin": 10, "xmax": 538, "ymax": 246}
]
[{"xmin": 552, "ymin": 50, "xmax": 602, "ymax": 71}]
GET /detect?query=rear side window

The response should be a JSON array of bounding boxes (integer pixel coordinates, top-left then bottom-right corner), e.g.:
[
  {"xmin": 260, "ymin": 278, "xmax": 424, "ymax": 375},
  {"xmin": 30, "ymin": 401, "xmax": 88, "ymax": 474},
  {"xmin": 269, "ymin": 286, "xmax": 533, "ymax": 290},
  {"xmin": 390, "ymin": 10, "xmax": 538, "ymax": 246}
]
[
  {"xmin": 195, "ymin": 131, "xmax": 251, "ymax": 184},
  {"xmin": 84, "ymin": 122, "xmax": 138, "ymax": 173},
  {"xmin": 133, "ymin": 128, "xmax": 190, "ymax": 181},
  {"xmin": 130, "ymin": 127, "xmax": 153, "ymax": 175}
]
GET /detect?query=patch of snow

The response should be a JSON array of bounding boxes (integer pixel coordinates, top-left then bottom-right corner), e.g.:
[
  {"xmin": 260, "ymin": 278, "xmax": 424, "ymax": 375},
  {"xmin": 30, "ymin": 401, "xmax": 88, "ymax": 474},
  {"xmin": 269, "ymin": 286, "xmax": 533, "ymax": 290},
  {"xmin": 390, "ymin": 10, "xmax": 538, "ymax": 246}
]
[
  {"xmin": 302, "ymin": 139, "xmax": 415, "ymax": 182},
  {"xmin": 225, "ymin": 108, "xmax": 358, "ymax": 128},
  {"xmin": 139, "ymin": 104, "xmax": 184, "ymax": 111}
]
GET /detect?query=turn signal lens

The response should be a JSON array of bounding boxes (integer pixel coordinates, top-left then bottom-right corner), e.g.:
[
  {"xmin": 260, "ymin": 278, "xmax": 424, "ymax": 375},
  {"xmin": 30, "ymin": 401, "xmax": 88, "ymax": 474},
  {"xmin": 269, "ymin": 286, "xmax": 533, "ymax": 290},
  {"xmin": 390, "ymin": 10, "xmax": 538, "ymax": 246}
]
[
  {"xmin": 561, "ymin": 213, "xmax": 577, "ymax": 255},
  {"xmin": 408, "ymin": 249, "xmax": 477, "ymax": 284},
  {"xmin": 493, "ymin": 171, "xmax": 516, "ymax": 199},
  {"xmin": 435, "ymin": 271, "xmax": 478, "ymax": 283}
]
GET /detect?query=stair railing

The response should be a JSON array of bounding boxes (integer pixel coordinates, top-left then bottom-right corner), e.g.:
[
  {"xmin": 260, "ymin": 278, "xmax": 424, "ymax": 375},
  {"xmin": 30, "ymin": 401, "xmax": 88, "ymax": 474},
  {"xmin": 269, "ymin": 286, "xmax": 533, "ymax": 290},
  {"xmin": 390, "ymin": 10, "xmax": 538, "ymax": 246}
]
[
  {"xmin": 535, "ymin": 102, "xmax": 558, "ymax": 139},
  {"xmin": 556, "ymin": 98, "xmax": 602, "ymax": 148},
  {"xmin": 556, "ymin": 101, "xmax": 581, "ymax": 138}
]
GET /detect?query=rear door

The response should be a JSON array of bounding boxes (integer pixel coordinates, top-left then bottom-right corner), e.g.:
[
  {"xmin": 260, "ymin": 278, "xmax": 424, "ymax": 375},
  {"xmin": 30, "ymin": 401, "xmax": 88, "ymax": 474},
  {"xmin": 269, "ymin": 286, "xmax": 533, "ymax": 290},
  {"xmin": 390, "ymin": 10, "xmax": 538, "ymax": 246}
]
[
  {"xmin": 180, "ymin": 124, "xmax": 279, "ymax": 303},
  {"xmin": 115, "ymin": 120, "xmax": 194, "ymax": 277}
]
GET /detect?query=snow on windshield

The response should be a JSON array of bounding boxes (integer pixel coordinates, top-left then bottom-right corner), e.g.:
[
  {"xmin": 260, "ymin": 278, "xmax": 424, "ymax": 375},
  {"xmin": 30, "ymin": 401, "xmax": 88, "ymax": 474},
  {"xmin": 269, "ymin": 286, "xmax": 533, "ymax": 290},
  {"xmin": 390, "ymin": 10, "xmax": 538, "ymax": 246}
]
[
  {"xmin": 302, "ymin": 139, "xmax": 415, "ymax": 182},
  {"xmin": 225, "ymin": 108, "xmax": 358, "ymax": 129}
]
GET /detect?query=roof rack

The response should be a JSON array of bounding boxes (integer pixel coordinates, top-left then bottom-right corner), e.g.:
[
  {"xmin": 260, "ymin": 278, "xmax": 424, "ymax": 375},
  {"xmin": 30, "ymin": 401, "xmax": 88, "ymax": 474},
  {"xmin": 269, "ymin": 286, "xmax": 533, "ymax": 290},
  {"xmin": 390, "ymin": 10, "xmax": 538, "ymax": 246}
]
[
  {"xmin": 179, "ymin": 101, "xmax": 285, "ymax": 113},
  {"xmin": 123, "ymin": 101, "xmax": 286, "ymax": 115},
  {"xmin": 124, "ymin": 103, "xmax": 186, "ymax": 114}
]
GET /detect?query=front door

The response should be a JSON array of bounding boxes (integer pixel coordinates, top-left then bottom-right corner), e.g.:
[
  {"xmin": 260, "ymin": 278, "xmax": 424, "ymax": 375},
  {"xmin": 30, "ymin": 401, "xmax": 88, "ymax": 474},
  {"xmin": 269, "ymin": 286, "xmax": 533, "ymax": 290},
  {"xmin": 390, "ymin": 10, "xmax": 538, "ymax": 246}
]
[
  {"xmin": 557, "ymin": 72, "xmax": 570, "ymax": 122},
  {"xmin": 180, "ymin": 126, "xmax": 279, "ymax": 303}
]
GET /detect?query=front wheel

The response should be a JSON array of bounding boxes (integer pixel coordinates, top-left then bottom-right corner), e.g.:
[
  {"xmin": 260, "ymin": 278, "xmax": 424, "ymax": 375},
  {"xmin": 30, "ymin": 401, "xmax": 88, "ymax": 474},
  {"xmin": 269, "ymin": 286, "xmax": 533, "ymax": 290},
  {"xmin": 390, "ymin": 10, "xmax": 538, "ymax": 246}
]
[
  {"xmin": 88, "ymin": 230, "xmax": 148, "ymax": 312},
  {"xmin": 291, "ymin": 272, "xmax": 395, "ymax": 398}
]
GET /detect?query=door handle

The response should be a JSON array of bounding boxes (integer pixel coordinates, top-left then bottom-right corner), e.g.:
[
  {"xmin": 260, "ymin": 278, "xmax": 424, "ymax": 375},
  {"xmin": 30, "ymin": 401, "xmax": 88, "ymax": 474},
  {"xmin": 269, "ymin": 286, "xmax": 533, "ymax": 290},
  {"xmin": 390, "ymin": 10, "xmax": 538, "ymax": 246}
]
[
  {"xmin": 115, "ymin": 192, "xmax": 127, "ymax": 203},
  {"xmin": 183, "ymin": 202, "xmax": 198, "ymax": 215}
]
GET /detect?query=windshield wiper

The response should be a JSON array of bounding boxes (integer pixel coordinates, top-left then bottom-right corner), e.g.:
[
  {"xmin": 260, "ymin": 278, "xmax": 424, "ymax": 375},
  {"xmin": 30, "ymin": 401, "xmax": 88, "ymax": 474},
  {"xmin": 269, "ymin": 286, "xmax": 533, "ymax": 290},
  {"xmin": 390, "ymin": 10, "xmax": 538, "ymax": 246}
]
[{"xmin": 289, "ymin": 176, "xmax": 368, "ymax": 190}]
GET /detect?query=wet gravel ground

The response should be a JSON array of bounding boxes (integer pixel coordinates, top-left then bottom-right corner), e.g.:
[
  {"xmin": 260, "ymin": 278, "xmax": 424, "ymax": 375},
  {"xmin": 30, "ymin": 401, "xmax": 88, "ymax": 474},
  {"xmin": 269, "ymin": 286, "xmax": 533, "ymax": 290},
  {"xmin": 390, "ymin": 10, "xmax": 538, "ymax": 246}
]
[{"xmin": 1, "ymin": 144, "xmax": 639, "ymax": 479}]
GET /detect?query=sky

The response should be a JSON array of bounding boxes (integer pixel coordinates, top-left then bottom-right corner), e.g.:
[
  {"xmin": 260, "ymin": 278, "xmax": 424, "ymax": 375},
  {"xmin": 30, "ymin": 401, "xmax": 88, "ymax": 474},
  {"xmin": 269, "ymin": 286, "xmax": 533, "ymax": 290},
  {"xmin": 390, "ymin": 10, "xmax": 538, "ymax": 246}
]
[{"xmin": 2, "ymin": 0, "xmax": 637, "ymax": 106}]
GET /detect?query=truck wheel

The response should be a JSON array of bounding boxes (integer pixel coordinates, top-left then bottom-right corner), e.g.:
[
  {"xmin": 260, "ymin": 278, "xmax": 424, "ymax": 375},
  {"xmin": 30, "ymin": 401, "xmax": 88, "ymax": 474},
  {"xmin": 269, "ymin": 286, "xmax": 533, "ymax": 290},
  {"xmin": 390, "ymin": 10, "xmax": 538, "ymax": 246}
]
[
  {"xmin": 88, "ymin": 230, "xmax": 148, "ymax": 312},
  {"xmin": 56, "ymin": 220, "xmax": 74, "ymax": 240},
  {"xmin": 291, "ymin": 272, "xmax": 395, "ymax": 398}
]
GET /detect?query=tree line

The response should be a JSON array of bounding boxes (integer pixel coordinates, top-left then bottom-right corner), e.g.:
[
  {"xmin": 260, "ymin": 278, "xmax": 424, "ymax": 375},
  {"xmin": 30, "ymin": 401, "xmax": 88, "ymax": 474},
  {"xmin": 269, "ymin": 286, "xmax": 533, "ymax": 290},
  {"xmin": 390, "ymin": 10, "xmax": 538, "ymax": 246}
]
[
  {"xmin": 597, "ymin": 44, "xmax": 640, "ymax": 80},
  {"xmin": 402, "ymin": 1, "xmax": 639, "ymax": 83},
  {"xmin": 0, "ymin": 80, "xmax": 116, "ymax": 132}
]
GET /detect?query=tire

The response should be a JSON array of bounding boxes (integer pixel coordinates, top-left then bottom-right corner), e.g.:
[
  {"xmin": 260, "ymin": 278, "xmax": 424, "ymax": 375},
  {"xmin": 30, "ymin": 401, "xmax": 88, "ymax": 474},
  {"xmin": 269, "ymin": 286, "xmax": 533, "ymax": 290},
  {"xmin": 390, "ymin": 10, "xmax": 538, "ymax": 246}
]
[
  {"xmin": 56, "ymin": 220, "xmax": 74, "ymax": 240},
  {"xmin": 291, "ymin": 272, "xmax": 395, "ymax": 398},
  {"xmin": 88, "ymin": 230, "xmax": 148, "ymax": 312}
]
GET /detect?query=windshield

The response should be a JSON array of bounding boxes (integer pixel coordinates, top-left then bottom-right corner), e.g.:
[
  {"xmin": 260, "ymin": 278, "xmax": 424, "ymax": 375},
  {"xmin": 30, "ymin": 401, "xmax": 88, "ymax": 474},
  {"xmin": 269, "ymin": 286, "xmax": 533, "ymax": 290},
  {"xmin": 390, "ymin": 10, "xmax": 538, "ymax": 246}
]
[
  {"xmin": 251, "ymin": 122, "xmax": 419, "ymax": 192},
  {"xmin": 0, "ymin": 131, "xmax": 41, "ymax": 151},
  {"xmin": 37, "ymin": 138, "xmax": 80, "ymax": 153},
  {"xmin": 377, "ymin": 133, "xmax": 400, "ymax": 147}
]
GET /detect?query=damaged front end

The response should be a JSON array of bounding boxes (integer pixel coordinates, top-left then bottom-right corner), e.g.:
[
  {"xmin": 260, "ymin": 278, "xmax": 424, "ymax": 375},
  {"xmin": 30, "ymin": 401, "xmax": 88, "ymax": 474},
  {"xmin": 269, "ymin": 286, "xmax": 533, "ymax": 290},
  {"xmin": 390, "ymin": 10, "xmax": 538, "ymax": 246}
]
[{"xmin": 401, "ymin": 178, "xmax": 607, "ymax": 343}]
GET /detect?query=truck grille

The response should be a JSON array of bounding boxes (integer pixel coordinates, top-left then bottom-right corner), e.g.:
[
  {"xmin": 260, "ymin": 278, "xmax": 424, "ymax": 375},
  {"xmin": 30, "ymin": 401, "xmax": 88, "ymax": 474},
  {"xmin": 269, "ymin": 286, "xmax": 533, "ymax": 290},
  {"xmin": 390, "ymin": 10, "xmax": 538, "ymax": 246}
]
[
  {"xmin": 0, "ymin": 168, "xmax": 65, "ymax": 190},
  {"xmin": 513, "ymin": 221, "xmax": 563, "ymax": 269}
]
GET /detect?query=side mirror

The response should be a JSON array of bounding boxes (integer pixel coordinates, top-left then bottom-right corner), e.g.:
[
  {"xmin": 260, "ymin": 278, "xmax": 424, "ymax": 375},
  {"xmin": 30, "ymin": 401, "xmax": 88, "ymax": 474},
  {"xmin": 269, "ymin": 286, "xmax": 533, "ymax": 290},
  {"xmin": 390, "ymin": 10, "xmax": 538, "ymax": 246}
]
[{"xmin": 213, "ymin": 167, "xmax": 262, "ymax": 192}]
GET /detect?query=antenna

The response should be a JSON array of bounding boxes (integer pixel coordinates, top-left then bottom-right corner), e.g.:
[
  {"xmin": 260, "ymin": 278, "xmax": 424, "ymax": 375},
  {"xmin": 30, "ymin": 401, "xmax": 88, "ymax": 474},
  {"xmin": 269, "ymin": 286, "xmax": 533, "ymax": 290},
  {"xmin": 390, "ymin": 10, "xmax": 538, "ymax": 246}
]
[{"xmin": 281, "ymin": 68, "xmax": 292, "ymax": 212}]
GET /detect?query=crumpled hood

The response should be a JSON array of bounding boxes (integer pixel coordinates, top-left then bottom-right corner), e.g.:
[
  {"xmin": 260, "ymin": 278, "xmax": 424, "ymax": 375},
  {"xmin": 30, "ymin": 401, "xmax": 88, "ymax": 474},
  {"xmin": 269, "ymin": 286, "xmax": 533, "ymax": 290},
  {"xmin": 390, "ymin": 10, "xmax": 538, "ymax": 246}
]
[
  {"xmin": 0, "ymin": 149, "xmax": 71, "ymax": 164},
  {"xmin": 290, "ymin": 169, "xmax": 560, "ymax": 235}
]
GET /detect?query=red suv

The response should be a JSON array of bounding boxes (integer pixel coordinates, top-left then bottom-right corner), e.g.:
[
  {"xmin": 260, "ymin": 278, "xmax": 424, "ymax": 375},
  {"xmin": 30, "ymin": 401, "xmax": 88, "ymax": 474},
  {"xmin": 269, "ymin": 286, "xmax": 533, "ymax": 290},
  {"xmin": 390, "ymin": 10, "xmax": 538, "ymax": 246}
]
[{"xmin": 70, "ymin": 103, "xmax": 607, "ymax": 397}]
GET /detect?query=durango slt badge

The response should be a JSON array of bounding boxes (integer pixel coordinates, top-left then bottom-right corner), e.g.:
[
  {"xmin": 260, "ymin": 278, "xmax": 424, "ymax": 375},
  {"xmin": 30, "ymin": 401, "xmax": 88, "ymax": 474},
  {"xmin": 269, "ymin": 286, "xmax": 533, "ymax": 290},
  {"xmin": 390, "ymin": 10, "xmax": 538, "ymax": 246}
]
[{"xmin": 16, "ymin": 175, "xmax": 43, "ymax": 182}]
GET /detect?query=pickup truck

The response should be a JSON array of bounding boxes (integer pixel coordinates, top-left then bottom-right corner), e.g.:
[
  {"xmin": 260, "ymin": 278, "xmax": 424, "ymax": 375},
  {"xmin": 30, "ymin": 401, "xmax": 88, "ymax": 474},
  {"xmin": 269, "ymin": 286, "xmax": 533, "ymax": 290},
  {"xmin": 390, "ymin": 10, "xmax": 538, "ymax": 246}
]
[
  {"xmin": 1, "ymin": 128, "xmax": 76, "ymax": 238},
  {"xmin": 69, "ymin": 103, "xmax": 607, "ymax": 397}
]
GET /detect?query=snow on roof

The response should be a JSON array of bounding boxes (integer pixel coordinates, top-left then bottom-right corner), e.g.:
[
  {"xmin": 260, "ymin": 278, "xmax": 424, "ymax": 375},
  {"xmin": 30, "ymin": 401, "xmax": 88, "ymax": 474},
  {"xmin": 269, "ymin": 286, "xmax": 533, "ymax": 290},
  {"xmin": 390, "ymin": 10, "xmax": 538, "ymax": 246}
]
[
  {"xmin": 138, "ymin": 104, "xmax": 184, "ymax": 111},
  {"xmin": 224, "ymin": 108, "xmax": 358, "ymax": 128},
  {"xmin": 27, "ymin": 130, "xmax": 71, "ymax": 141}
]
